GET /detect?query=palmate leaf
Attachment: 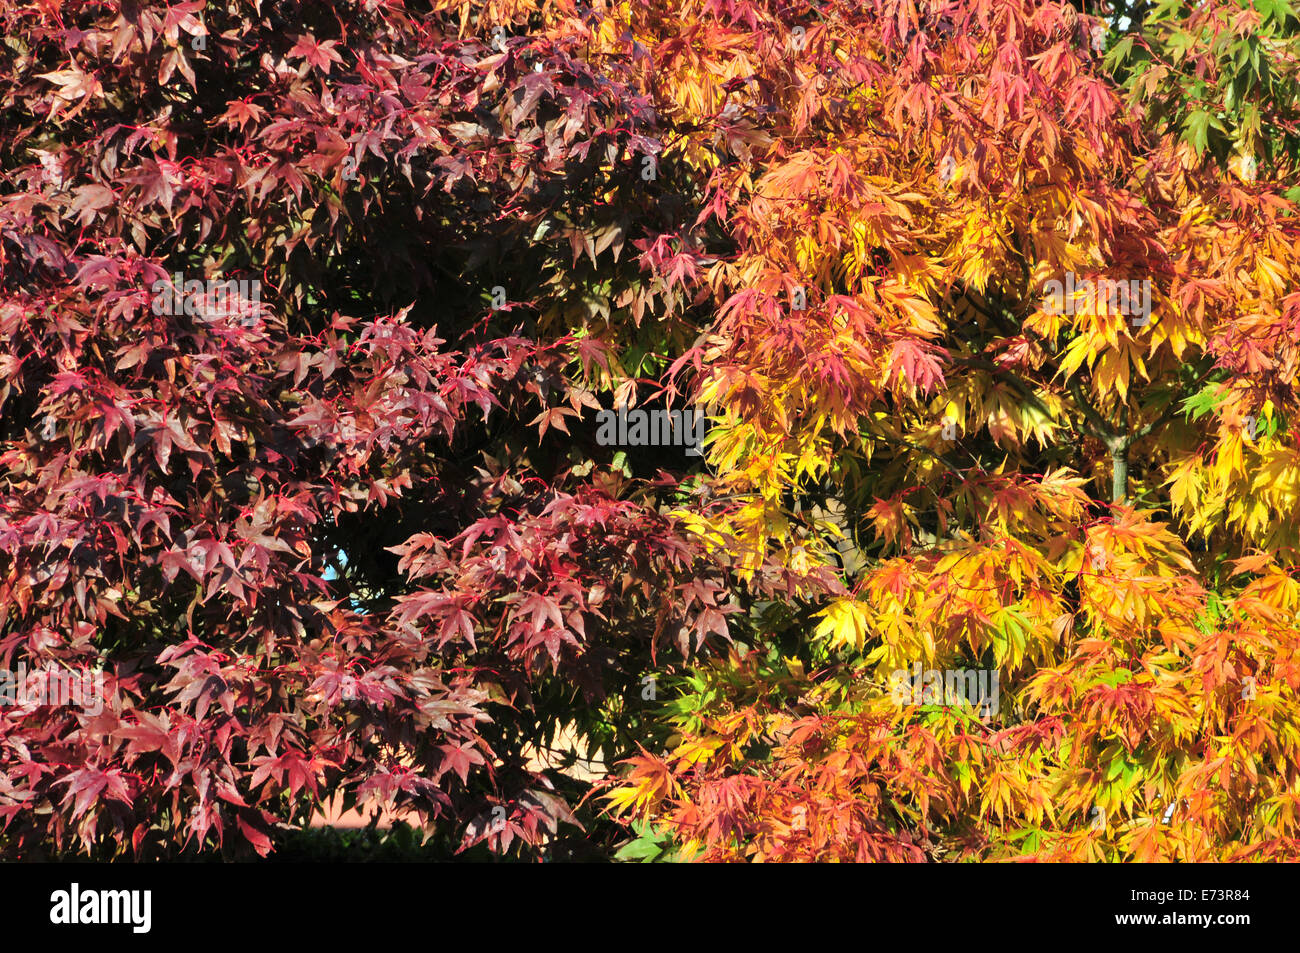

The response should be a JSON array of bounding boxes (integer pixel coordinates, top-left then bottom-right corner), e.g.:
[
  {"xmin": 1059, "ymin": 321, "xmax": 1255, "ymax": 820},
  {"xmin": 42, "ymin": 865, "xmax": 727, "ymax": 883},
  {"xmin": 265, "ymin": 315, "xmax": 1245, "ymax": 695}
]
[
  {"xmin": 1182, "ymin": 108, "xmax": 1229, "ymax": 157},
  {"xmin": 812, "ymin": 599, "xmax": 871, "ymax": 652},
  {"xmin": 1180, "ymin": 382, "xmax": 1230, "ymax": 421},
  {"xmin": 612, "ymin": 820, "xmax": 677, "ymax": 862}
]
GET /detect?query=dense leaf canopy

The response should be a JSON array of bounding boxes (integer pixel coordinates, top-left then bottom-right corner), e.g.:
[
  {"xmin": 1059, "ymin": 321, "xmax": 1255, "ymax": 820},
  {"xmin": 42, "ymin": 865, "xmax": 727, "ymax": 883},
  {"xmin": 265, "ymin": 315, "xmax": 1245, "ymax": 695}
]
[{"xmin": 2, "ymin": 0, "xmax": 1299, "ymax": 862}]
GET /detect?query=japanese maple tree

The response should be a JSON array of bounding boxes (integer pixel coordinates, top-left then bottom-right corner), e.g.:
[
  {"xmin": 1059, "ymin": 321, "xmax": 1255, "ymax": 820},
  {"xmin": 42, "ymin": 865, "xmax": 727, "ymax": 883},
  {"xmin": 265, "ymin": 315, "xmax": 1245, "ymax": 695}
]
[{"xmin": 603, "ymin": 0, "xmax": 1300, "ymax": 863}]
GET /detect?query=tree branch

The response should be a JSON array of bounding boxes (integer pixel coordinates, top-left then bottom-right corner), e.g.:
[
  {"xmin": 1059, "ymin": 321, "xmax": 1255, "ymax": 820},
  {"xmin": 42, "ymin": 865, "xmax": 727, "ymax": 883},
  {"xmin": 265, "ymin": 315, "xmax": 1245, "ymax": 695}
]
[
  {"xmin": 1068, "ymin": 377, "xmax": 1119, "ymax": 447},
  {"xmin": 951, "ymin": 355, "xmax": 1054, "ymax": 419}
]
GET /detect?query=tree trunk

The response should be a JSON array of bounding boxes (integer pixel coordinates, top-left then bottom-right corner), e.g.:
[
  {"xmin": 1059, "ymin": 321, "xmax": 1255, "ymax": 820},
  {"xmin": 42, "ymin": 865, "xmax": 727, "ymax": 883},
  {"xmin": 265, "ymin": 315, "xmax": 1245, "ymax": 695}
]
[{"xmin": 1110, "ymin": 444, "xmax": 1128, "ymax": 503}]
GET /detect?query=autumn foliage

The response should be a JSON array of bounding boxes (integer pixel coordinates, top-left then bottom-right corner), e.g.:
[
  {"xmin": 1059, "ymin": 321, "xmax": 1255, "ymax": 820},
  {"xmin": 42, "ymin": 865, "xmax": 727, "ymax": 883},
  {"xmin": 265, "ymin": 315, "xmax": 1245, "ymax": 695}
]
[{"xmin": 2, "ymin": 0, "xmax": 1299, "ymax": 862}]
